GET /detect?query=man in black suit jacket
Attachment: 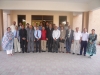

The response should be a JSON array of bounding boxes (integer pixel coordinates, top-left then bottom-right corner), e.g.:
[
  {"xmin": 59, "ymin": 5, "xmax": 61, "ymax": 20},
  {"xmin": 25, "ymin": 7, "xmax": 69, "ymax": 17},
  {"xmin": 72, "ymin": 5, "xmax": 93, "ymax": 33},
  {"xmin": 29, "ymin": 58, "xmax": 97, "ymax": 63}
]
[
  {"xmin": 45, "ymin": 22, "xmax": 49, "ymax": 31},
  {"xmin": 46, "ymin": 24, "xmax": 53, "ymax": 52},
  {"xmin": 19, "ymin": 25, "xmax": 27, "ymax": 53}
]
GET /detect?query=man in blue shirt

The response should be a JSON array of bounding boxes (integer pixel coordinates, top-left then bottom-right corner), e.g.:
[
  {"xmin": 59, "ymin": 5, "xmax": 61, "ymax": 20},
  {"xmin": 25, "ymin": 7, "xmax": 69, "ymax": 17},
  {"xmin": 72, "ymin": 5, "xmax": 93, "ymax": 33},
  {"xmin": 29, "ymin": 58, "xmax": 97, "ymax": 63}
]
[
  {"xmin": 34, "ymin": 26, "xmax": 41, "ymax": 52},
  {"xmin": 14, "ymin": 26, "xmax": 21, "ymax": 53}
]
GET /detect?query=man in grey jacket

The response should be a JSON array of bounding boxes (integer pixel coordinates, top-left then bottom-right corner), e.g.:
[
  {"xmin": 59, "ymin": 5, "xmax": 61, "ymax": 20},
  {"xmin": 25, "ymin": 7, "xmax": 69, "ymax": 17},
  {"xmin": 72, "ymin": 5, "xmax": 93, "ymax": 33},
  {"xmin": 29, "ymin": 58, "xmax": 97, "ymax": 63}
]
[
  {"xmin": 27, "ymin": 25, "xmax": 35, "ymax": 53},
  {"xmin": 65, "ymin": 26, "xmax": 74, "ymax": 53}
]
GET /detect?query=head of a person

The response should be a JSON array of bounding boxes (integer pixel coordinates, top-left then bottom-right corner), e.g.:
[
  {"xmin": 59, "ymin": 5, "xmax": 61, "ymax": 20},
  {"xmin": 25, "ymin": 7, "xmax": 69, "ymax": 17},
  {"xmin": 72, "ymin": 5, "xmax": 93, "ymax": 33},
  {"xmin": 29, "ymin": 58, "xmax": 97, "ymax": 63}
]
[
  {"xmin": 49, "ymin": 24, "xmax": 52, "ymax": 28},
  {"xmin": 68, "ymin": 25, "xmax": 71, "ymax": 29},
  {"xmin": 91, "ymin": 29, "xmax": 95, "ymax": 34},
  {"xmin": 7, "ymin": 27, "xmax": 11, "ymax": 32},
  {"xmin": 40, "ymin": 22, "xmax": 42, "ymax": 26},
  {"xmin": 29, "ymin": 25, "xmax": 33, "ymax": 29},
  {"xmin": 42, "ymin": 26, "xmax": 45, "ymax": 30},
  {"xmin": 53, "ymin": 24, "xmax": 55, "ymax": 28},
  {"xmin": 54, "ymin": 25, "xmax": 58, "ymax": 30},
  {"xmin": 21, "ymin": 25, "xmax": 25, "ymax": 29},
  {"xmin": 34, "ymin": 22, "xmax": 36, "ymax": 27},
  {"xmin": 61, "ymin": 26, "xmax": 64, "ymax": 30},
  {"xmin": 15, "ymin": 26, "xmax": 18, "ymax": 30},
  {"xmin": 76, "ymin": 27, "xmax": 79, "ymax": 32},
  {"xmin": 36, "ymin": 26, "xmax": 39, "ymax": 30},
  {"xmin": 66, "ymin": 22, "xmax": 69, "ymax": 26},
  {"xmin": 13, "ymin": 21, "xmax": 16, "ymax": 25},
  {"xmin": 26, "ymin": 23, "xmax": 29, "ymax": 28},
  {"xmin": 46, "ymin": 22, "xmax": 49, "ymax": 26},
  {"xmin": 83, "ymin": 28, "xmax": 87, "ymax": 33},
  {"xmin": 59, "ymin": 24, "xmax": 62, "ymax": 27},
  {"xmin": 19, "ymin": 22, "xmax": 22, "ymax": 26}
]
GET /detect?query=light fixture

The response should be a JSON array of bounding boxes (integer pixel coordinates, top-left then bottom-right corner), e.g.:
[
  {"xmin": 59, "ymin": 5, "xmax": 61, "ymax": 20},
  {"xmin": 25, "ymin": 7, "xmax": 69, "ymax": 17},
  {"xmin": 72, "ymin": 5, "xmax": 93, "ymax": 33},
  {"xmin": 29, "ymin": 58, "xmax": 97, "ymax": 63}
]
[
  {"xmin": 22, "ymin": 19, "xmax": 26, "ymax": 22},
  {"xmin": 62, "ymin": 21, "xmax": 66, "ymax": 24}
]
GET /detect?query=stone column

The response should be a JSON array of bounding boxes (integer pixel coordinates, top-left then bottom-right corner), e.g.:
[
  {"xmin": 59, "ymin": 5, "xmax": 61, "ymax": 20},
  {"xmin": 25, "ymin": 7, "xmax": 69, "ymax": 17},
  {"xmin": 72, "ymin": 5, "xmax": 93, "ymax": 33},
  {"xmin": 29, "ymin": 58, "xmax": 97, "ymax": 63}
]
[
  {"xmin": 0, "ymin": 10, "xmax": 3, "ymax": 50},
  {"xmin": 82, "ymin": 12, "xmax": 89, "ymax": 31}
]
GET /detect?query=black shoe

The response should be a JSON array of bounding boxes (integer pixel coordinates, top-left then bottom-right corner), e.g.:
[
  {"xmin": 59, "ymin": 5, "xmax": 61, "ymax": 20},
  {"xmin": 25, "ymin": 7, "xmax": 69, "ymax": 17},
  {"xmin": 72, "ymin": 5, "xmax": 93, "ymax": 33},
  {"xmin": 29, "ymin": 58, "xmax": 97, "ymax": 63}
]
[
  {"xmin": 90, "ymin": 54, "xmax": 93, "ymax": 56},
  {"xmin": 80, "ymin": 54, "xmax": 82, "ymax": 55},
  {"xmin": 72, "ymin": 53, "xmax": 75, "ymax": 54},
  {"xmin": 84, "ymin": 55, "xmax": 86, "ymax": 56}
]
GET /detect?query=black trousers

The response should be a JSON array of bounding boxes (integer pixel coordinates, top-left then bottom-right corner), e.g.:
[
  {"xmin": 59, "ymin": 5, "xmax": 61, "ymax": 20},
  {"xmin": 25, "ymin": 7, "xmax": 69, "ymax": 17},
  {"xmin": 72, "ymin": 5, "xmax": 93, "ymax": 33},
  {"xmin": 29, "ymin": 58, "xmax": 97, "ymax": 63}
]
[
  {"xmin": 80, "ymin": 41, "xmax": 87, "ymax": 55},
  {"xmin": 21, "ymin": 40, "xmax": 27, "ymax": 53},
  {"xmin": 48, "ymin": 38, "xmax": 53, "ymax": 52},
  {"xmin": 53, "ymin": 39, "xmax": 59, "ymax": 53},
  {"xmin": 35, "ymin": 39, "xmax": 41, "ymax": 52}
]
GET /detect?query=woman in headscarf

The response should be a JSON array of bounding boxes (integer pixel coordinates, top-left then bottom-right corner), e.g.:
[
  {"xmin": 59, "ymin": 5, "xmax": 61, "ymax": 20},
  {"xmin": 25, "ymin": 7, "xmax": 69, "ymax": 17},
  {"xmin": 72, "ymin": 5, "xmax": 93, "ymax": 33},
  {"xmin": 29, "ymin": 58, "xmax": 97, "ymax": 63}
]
[
  {"xmin": 2, "ymin": 27, "xmax": 14, "ymax": 55},
  {"xmin": 86, "ymin": 29, "xmax": 97, "ymax": 58}
]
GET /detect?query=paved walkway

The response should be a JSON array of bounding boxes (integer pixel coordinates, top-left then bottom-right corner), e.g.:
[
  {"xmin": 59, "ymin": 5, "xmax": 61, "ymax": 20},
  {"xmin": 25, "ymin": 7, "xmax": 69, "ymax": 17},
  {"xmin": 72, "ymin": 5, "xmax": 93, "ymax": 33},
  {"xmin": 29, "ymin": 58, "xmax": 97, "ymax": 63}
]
[{"xmin": 0, "ymin": 46, "xmax": 100, "ymax": 75}]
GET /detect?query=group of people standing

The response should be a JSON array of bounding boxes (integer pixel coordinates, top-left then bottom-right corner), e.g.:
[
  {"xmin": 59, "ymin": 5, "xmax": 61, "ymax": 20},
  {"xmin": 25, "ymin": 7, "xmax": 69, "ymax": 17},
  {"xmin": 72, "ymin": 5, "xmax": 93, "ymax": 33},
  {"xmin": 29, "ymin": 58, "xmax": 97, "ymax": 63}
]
[{"xmin": 2, "ymin": 21, "xmax": 97, "ymax": 58}]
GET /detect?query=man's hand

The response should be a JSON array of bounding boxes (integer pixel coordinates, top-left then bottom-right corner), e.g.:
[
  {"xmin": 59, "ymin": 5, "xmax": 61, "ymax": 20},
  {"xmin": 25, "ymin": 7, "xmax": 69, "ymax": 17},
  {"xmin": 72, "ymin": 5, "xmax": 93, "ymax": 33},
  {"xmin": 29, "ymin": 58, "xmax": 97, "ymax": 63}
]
[
  {"xmin": 60, "ymin": 38, "xmax": 62, "ymax": 40},
  {"xmin": 54, "ymin": 38, "xmax": 57, "ymax": 41},
  {"xmin": 72, "ymin": 40, "xmax": 74, "ymax": 43},
  {"xmin": 22, "ymin": 38, "xmax": 26, "ymax": 40},
  {"xmin": 9, "ymin": 38, "xmax": 12, "ymax": 40},
  {"xmin": 46, "ymin": 38, "xmax": 48, "ymax": 40},
  {"xmin": 27, "ymin": 40, "xmax": 28, "ymax": 42}
]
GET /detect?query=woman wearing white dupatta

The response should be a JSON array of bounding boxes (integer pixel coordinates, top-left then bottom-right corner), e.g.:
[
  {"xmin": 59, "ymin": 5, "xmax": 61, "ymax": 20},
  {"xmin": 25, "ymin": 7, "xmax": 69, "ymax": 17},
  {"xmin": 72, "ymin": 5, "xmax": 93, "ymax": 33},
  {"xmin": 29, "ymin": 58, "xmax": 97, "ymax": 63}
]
[{"xmin": 2, "ymin": 27, "xmax": 14, "ymax": 55}]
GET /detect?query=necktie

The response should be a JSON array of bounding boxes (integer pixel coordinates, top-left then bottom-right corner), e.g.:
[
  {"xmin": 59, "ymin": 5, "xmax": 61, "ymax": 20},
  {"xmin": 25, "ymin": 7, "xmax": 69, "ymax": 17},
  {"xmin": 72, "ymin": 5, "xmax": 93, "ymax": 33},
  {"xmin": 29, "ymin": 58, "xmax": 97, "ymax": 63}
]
[
  {"xmin": 37, "ymin": 31, "xmax": 38, "ymax": 38},
  {"xmin": 15, "ymin": 31, "xmax": 17, "ymax": 38}
]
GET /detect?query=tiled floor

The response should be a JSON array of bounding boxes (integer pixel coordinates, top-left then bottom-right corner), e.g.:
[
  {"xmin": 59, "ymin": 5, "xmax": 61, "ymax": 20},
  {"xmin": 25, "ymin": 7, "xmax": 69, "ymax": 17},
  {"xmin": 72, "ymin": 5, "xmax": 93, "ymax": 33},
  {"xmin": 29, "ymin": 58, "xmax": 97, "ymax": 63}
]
[{"xmin": 0, "ymin": 46, "xmax": 100, "ymax": 75}]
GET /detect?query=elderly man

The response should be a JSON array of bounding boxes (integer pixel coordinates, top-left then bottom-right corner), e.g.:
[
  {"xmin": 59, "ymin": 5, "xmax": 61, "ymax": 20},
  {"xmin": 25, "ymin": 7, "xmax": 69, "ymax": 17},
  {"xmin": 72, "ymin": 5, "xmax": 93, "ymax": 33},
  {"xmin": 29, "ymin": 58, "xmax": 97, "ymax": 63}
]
[
  {"xmin": 59, "ymin": 26, "xmax": 66, "ymax": 53},
  {"xmin": 52, "ymin": 25, "xmax": 60, "ymax": 53},
  {"xmin": 65, "ymin": 26, "xmax": 74, "ymax": 53},
  {"xmin": 27, "ymin": 25, "xmax": 35, "ymax": 53},
  {"xmin": 19, "ymin": 25, "xmax": 27, "ymax": 53},
  {"xmin": 41, "ymin": 26, "xmax": 47, "ymax": 51},
  {"xmin": 80, "ymin": 28, "xmax": 89, "ymax": 56},
  {"xmin": 14, "ymin": 26, "xmax": 21, "ymax": 53},
  {"xmin": 46, "ymin": 24, "xmax": 53, "ymax": 52},
  {"xmin": 34, "ymin": 26, "xmax": 41, "ymax": 52},
  {"xmin": 64, "ymin": 22, "xmax": 69, "ymax": 30},
  {"xmin": 72, "ymin": 27, "xmax": 82, "ymax": 55},
  {"xmin": 10, "ymin": 21, "xmax": 17, "ymax": 33},
  {"xmin": 18, "ymin": 22, "xmax": 22, "ymax": 30}
]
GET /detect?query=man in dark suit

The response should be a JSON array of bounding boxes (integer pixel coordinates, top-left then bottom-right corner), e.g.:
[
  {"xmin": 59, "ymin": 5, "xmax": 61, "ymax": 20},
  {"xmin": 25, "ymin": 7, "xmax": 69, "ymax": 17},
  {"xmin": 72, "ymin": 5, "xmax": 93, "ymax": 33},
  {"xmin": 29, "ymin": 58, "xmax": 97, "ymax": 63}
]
[
  {"xmin": 46, "ymin": 24, "xmax": 53, "ymax": 52},
  {"xmin": 19, "ymin": 25, "xmax": 27, "ymax": 53},
  {"xmin": 65, "ymin": 26, "xmax": 74, "ymax": 53},
  {"xmin": 45, "ymin": 22, "xmax": 49, "ymax": 31}
]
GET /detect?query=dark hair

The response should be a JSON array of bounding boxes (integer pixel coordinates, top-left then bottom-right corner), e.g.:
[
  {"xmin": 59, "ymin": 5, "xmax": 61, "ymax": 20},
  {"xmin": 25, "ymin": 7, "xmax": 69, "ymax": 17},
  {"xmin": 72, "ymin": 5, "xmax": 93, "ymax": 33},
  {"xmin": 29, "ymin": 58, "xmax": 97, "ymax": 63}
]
[
  {"xmin": 42, "ymin": 26, "xmax": 45, "ymax": 28},
  {"xmin": 7, "ymin": 27, "xmax": 10, "ymax": 31},
  {"xmin": 92, "ymin": 29, "xmax": 95, "ymax": 31}
]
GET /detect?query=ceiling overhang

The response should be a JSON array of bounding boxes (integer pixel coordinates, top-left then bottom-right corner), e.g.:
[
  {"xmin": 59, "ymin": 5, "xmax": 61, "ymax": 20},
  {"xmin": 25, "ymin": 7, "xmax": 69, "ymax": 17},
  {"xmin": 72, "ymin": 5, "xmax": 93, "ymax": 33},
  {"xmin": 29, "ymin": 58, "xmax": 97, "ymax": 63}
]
[{"xmin": 0, "ymin": 0, "xmax": 100, "ymax": 12}]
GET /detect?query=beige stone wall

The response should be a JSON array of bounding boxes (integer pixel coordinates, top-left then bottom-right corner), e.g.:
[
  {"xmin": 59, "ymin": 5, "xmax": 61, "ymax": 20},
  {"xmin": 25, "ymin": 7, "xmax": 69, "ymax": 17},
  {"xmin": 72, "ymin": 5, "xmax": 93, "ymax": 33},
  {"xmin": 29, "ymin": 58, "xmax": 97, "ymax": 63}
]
[
  {"xmin": 0, "ymin": 10, "xmax": 3, "ymax": 50},
  {"xmin": 88, "ymin": 9, "xmax": 100, "ymax": 43},
  {"xmin": 73, "ymin": 14, "xmax": 82, "ymax": 31}
]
